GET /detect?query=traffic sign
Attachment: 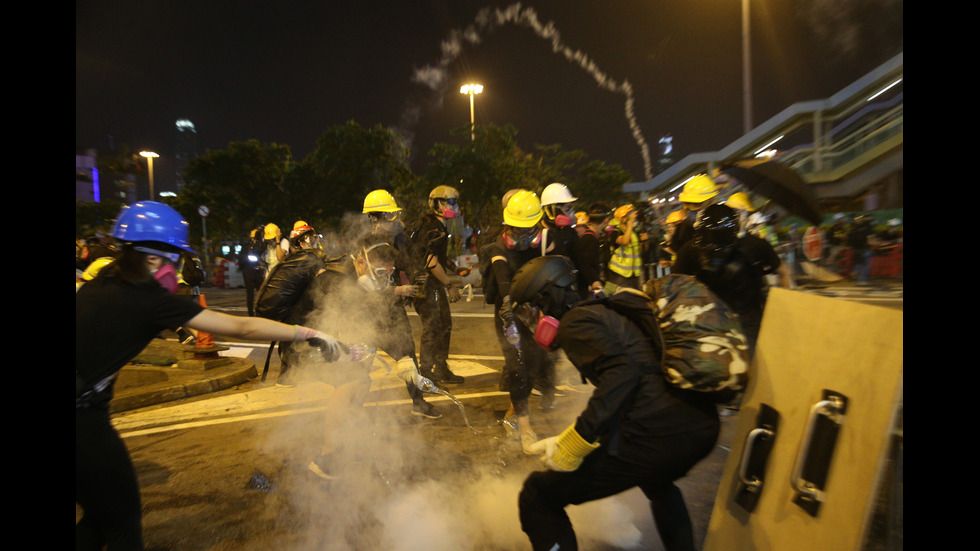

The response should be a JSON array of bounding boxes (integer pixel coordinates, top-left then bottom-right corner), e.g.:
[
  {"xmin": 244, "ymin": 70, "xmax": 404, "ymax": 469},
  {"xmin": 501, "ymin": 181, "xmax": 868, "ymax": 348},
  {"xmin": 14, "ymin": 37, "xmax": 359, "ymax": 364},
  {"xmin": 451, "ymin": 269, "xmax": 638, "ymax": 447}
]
[
  {"xmin": 802, "ymin": 226, "xmax": 823, "ymax": 261},
  {"xmin": 198, "ymin": 205, "xmax": 210, "ymax": 217}
]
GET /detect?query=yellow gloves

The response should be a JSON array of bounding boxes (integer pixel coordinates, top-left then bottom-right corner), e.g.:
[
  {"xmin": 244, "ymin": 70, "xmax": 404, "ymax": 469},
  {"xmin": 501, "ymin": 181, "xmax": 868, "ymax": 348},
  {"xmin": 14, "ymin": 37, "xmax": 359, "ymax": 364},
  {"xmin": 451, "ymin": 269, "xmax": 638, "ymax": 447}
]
[{"xmin": 532, "ymin": 424, "xmax": 600, "ymax": 472}]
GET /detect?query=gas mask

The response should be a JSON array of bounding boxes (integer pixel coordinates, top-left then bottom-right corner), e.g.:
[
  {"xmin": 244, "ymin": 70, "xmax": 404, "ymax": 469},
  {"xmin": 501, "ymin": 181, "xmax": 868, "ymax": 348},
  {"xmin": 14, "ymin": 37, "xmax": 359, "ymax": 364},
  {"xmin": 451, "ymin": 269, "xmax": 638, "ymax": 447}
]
[
  {"xmin": 356, "ymin": 243, "xmax": 395, "ymax": 291},
  {"xmin": 547, "ymin": 204, "xmax": 576, "ymax": 227},
  {"xmin": 514, "ymin": 303, "xmax": 561, "ymax": 350},
  {"xmin": 438, "ymin": 198, "xmax": 459, "ymax": 219},
  {"xmin": 154, "ymin": 264, "xmax": 179, "ymax": 294},
  {"xmin": 502, "ymin": 227, "xmax": 542, "ymax": 251},
  {"xmin": 135, "ymin": 246, "xmax": 181, "ymax": 293}
]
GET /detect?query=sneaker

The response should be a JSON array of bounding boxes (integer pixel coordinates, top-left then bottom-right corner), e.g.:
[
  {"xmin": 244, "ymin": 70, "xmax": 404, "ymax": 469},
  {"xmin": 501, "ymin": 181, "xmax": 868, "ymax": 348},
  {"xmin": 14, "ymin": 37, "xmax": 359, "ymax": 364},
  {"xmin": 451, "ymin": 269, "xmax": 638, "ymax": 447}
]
[
  {"xmin": 431, "ymin": 365, "xmax": 464, "ymax": 384},
  {"xmin": 308, "ymin": 454, "xmax": 339, "ymax": 481},
  {"xmin": 411, "ymin": 401, "xmax": 443, "ymax": 419}
]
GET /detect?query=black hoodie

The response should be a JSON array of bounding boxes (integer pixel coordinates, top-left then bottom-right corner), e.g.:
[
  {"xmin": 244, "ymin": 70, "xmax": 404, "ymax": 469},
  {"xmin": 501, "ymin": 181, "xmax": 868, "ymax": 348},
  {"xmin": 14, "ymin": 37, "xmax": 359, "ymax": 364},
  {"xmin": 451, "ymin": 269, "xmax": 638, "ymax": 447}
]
[{"xmin": 556, "ymin": 289, "xmax": 719, "ymax": 465}]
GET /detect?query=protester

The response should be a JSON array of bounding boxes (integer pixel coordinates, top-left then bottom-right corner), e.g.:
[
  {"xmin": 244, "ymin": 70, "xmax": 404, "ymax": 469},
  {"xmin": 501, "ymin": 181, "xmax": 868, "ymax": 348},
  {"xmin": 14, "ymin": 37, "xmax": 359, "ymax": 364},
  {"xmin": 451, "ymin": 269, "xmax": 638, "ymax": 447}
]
[
  {"xmin": 76, "ymin": 201, "xmax": 339, "ymax": 551},
  {"xmin": 509, "ymin": 255, "xmax": 720, "ymax": 551},
  {"xmin": 411, "ymin": 185, "xmax": 465, "ymax": 384}
]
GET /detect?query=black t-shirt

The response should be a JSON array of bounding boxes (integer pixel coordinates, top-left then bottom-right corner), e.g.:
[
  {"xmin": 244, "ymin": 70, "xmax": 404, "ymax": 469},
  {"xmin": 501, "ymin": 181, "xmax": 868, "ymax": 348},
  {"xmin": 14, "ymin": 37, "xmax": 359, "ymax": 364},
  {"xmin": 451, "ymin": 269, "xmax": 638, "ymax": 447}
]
[
  {"xmin": 76, "ymin": 277, "xmax": 204, "ymax": 408},
  {"xmin": 411, "ymin": 214, "xmax": 448, "ymax": 276}
]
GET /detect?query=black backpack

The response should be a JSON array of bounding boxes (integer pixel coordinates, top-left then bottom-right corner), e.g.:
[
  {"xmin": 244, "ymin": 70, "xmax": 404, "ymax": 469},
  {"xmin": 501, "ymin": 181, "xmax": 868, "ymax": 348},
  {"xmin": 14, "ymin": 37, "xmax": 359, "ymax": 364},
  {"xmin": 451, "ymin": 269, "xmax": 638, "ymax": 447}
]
[{"xmin": 181, "ymin": 253, "xmax": 207, "ymax": 287}]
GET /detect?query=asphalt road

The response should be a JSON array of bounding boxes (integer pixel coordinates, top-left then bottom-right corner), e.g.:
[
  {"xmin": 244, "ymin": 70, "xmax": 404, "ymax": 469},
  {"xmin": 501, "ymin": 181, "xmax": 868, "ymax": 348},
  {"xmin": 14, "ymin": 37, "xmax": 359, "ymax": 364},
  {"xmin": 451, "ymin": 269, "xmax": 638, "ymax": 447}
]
[{"xmin": 92, "ymin": 279, "xmax": 901, "ymax": 551}]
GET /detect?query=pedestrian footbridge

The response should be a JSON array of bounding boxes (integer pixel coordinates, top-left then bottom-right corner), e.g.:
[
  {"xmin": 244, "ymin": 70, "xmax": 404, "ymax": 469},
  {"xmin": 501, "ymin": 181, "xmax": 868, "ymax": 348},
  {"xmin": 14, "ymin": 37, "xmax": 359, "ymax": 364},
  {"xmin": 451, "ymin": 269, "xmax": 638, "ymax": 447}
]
[{"xmin": 625, "ymin": 52, "xmax": 903, "ymax": 214}]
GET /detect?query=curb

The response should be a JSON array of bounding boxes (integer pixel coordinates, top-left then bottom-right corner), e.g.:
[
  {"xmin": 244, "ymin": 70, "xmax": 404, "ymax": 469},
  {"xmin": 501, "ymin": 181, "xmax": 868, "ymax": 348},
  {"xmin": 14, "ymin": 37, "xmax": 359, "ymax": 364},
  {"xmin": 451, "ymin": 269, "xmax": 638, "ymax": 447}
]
[{"xmin": 110, "ymin": 357, "xmax": 258, "ymax": 414}]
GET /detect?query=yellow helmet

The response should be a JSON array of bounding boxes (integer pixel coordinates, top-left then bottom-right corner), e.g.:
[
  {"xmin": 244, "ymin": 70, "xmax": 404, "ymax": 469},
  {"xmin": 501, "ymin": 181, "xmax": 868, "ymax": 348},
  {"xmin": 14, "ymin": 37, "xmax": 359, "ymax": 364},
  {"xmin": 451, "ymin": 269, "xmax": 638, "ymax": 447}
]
[
  {"xmin": 678, "ymin": 174, "xmax": 719, "ymax": 204},
  {"xmin": 575, "ymin": 211, "xmax": 589, "ymax": 225},
  {"xmin": 665, "ymin": 210, "xmax": 685, "ymax": 225},
  {"xmin": 292, "ymin": 220, "xmax": 309, "ymax": 230},
  {"xmin": 82, "ymin": 256, "xmax": 115, "ymax": 281},
  {"xmin": 503, "ymin": 190, "xmax": 543, "ymax": 228},
  {"xmin": 263, "ymin": 223, "xmax": 280, "ymax": 240},
  {"xmin": 613, "ymin": 204, "xmax": 636, "ymax": 222},
  {"xmin": 362, "ymin": 189, "xmax": 402, "ymax": 213},
  {"xmin": 725, "ymin": 192, "xmax": 755, "ymax": 212}
]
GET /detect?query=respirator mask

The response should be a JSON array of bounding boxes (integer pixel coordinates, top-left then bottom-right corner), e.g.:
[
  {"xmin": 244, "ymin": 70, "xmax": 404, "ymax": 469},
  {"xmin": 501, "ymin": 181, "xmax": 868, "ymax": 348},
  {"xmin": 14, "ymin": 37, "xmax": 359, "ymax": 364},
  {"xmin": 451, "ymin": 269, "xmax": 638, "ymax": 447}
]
[
  {"xmin": 439, "ymin": 198, "xmax": 459, "ymax": 219},
  {"xmin": 514, "ymin": 303, "xmax": 561, "ymax": 350},
  {"xmin": 502, "ymin": 227, "xmax": 542, "ymax": 251},
  {"xmin": 356, "ymin": 243, "xmax": 395, "ymax": 291},
  {"xmin": 547, "ymin": 204, "xmax": 576, "ymax": 227},
  {"xmin": 135, "ymin": 245, "xmax": 181, "ymax": 293}
]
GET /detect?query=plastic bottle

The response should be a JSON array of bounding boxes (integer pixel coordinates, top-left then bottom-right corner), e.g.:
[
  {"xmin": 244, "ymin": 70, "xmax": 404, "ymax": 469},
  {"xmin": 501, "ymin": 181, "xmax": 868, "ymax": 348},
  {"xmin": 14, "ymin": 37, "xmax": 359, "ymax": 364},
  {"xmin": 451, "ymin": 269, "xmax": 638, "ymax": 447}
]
[{"xmin": 504, "ymin": 322, "xmax": 521, "ymax": 346}]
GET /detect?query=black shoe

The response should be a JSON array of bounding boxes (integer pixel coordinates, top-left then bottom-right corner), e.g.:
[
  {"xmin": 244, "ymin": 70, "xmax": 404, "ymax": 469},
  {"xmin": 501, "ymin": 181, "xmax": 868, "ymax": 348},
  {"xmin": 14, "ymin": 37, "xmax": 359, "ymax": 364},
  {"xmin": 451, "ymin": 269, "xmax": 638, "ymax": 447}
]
[
  {"xmin": 431, "ymin": 365, "xmax": 464, "ymax": 384},
  {"xmin": 411, "ymin": 401, "xmax": 443, "ymax": 419},
  {"xmin": 308, "ymin": 454, "xmax": 339, "ymax": 480}
]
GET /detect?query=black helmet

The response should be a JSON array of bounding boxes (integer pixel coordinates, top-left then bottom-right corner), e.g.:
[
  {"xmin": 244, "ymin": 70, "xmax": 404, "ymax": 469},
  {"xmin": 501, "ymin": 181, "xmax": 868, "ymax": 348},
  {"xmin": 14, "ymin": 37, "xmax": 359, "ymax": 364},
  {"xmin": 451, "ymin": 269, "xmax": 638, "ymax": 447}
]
[
  {"xmin": 695, "ymin": 204, "xmax": 739, "ymax": 271},
  {"xmin": 509, "ymin": 256, "xmax": 579, "ymax": 319}
]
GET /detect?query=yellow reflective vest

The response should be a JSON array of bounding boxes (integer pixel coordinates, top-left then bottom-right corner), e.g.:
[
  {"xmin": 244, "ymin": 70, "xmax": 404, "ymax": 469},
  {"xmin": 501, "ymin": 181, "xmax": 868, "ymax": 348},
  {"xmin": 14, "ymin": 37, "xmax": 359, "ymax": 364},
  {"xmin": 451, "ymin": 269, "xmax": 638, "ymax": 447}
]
[{"xmin": 608, "ymin": 226, "xmax": 642, "ymax": 278}]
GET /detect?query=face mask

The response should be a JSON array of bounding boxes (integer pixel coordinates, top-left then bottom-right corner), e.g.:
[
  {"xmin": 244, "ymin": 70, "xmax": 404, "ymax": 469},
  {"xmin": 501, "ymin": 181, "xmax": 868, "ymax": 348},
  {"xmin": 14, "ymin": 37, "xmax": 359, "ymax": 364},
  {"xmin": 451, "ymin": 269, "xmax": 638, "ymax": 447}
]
[
  {"xmin": 533, "ymin": 315, "xmax": 561, "ymax": 350},
  {"xmin": 154, "ymin": 264, "xmax": 179, "ymax": 294},
  {"xmin": 357, "ymin": 273, "xmax": 387, "ymax": 292},
  {"xmin": 502, "ymin": 228, "xmax": 542, "ymax": 251},
  {"xmin": 441, "ymin": 207, "xmax": 457, "ymax": 219},
  {"xmin": 554, "ymin": 214, "xmax": 573, "ymax": 227}
]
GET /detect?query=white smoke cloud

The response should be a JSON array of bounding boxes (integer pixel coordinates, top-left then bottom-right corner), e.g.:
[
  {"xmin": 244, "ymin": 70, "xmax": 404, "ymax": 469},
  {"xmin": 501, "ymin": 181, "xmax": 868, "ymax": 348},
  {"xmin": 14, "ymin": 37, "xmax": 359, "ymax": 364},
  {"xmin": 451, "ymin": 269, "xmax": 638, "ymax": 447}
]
[{"xmin": 407, "ymin": 3, "xmax": 653, "ymax": 180}]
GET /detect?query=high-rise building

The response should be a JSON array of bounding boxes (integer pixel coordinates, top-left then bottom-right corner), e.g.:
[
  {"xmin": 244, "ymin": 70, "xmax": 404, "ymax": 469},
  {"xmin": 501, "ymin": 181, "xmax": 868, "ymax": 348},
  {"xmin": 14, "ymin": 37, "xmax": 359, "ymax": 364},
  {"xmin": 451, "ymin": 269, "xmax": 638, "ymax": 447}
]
[
  {"xmin": 656, "ymin": 134, "xmax": 674, "ymax": 176},
  {"xmin": 175, "ymin": 119, "xmax": 198, "ymax": 191}
]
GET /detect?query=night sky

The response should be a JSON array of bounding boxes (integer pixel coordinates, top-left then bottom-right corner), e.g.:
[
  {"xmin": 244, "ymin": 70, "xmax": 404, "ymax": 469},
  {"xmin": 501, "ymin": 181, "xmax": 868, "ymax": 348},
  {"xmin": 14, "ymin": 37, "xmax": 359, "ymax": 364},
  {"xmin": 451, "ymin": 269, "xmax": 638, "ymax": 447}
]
[{"xmin": 76, "ymin": 0, "xmax": 903, "ymax": 195}]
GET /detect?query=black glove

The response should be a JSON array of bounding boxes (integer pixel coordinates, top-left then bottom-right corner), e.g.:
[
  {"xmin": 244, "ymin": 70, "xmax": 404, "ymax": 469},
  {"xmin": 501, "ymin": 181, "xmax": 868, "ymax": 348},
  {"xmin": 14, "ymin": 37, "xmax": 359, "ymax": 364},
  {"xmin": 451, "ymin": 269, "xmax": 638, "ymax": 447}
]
[{"xmin": 498, "ymin": 295, "xmax": 515, "ymax": 326}]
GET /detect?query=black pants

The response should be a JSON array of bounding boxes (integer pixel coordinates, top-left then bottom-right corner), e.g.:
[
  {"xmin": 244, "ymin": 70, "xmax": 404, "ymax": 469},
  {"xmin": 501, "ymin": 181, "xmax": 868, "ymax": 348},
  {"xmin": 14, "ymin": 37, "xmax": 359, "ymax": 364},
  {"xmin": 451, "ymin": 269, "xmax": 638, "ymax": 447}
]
[
  {"xmin": 242, "ymin": 267, "xmax": 265, "ymax": 316},
  {"xmin": 494, "ymin": 300, "xmax": 551, "ymax": 417},
  {"xmin": 413, "ymin": 280, "xmax": 451, "ymax": 372},
  {"xmin": 76, "ymin": 407, "xmax": 144, "ymax": 550},
  {"xmin": 519, "ymin": 424, "xmax": 718, "ymax": 551}
]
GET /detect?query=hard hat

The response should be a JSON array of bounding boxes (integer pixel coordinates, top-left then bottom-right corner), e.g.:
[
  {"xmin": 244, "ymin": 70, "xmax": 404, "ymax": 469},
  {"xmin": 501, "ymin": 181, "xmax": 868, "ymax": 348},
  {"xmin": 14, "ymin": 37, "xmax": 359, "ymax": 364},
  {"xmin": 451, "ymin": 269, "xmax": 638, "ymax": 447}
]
[
  {"xmin": 111, "ymin": 201, "xmax": 195, "ymax": 253},
  {"xmin": 540, "ymin": 183, "xmax": 577, "ymax": 206},
  {"xmin": 613, "ymin": 204, "xmax": 636, "ymax": 222},
  {"xmin": 575, "ymin": 211, "xmax": 589, "ymax": 225},
  {"xmin": 249, "ymin": 228, "xmax": 258, "ymax": 239},
  {"xmin": 362, "ymin": 189, "xmax": 402, "ymax": 213},
  {"xmin": 293, "ymin": 220, "xmax": 309, "ymax": 230},
  {"xmin": 429, "ymin": 185, "xmax": 459, "ymax": 201},
  {"xmin": 725, "ymin": 192, "xmax": 755, "ymax": 212},
  {"xmin": 679, "ymin": 174, "xmax": 719, "ymax": 204},
  {"xmin": 263, "ymin": 223, "xmax": 280, "ymax": 240},
  {"xmin": 82, "ymin": 256, "xmax": 115, "ymax": 281},
  {"xmin": 289, "ymin": 225, "xmax": 316, "ymax": 240},
  {"xmin": 502, "ymin": 189, "xmax": 523, "ymax": 209},
  {"xmin": 510, "ymin": 255, "xmax": 578, "ymax": 308},
  {"xmin": 503, "ymin": 190, "xmax": 543, "ymax": 228},
  {"xmin": 665, "ymin": 210, "xmax": 685, "ymax": 225}
]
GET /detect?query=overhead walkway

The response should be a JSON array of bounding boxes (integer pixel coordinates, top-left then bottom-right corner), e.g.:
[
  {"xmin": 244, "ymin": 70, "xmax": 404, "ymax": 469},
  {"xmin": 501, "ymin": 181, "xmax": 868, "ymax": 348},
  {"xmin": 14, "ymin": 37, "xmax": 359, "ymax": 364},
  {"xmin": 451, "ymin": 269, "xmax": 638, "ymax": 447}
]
[{"xmin": 625, "ymin": 52, "xmax": 903, "ymax": 210}]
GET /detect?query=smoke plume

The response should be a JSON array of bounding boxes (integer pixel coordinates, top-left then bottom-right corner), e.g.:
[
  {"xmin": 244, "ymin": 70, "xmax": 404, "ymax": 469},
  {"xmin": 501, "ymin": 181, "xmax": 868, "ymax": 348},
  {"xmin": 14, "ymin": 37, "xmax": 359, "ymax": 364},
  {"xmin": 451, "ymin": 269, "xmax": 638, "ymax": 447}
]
[{"xmin": 405, "ymin": 3, "xmax": 653, "ymax": 181}]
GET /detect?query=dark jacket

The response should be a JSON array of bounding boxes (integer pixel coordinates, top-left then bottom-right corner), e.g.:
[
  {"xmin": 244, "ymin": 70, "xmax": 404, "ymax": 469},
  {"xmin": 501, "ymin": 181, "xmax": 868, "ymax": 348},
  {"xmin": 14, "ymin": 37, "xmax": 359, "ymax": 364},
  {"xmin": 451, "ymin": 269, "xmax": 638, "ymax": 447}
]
[
  {"xmin": 255, "ymin": 248, "xmax": 328, "ymax": 323},
  {"xmin": 556, "ymin": 290, "xmax": 719, "ymax": 464}
]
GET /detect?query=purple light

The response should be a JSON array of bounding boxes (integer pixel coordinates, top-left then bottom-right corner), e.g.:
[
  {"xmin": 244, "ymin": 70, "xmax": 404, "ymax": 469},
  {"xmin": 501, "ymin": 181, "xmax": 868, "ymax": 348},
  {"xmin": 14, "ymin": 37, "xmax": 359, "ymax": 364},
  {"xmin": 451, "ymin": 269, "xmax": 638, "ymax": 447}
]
[{"xmin": 93, "ymin": 168, "xmax": 100, "ymax": 202}]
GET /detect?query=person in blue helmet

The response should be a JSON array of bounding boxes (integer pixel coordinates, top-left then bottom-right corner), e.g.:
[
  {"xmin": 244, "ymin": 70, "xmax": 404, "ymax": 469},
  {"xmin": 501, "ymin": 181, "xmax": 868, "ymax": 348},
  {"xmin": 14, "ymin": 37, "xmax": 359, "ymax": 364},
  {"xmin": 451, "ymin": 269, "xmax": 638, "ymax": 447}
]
[{"xmin": 76, "ymin": 201, "xmax": 342, "ymax": 551}]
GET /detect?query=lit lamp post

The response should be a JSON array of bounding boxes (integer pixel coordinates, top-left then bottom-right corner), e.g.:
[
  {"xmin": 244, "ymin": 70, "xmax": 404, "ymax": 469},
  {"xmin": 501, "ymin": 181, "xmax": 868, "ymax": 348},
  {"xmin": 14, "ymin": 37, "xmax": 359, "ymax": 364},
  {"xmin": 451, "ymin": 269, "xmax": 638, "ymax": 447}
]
[
  {"xmin": 741, "ymin": 0, "xmax": 753, "ymax": 135},
  {"xmin": 140, "ymin": 150, "xmax": 160, "ymax": 201},
  {"xmin": 459, "ymin": 83, "xmax": 483, "ymax": 141}
]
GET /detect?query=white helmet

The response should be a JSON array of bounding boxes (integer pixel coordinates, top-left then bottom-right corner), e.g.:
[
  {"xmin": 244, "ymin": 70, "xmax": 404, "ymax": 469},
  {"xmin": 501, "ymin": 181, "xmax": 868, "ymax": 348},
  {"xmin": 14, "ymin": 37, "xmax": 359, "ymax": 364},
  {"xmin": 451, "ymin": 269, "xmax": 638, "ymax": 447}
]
[{"xmin": 540, "ymin": 183, "xmax": 577, "ymax": 206}]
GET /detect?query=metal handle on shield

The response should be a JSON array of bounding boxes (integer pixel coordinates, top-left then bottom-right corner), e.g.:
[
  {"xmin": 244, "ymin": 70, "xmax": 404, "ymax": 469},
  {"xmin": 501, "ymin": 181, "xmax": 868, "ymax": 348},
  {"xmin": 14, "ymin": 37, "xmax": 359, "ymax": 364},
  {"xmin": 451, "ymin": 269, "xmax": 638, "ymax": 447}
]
[
  {"xmin": 738, "ymin": 428, "xmax": 774, "ymax": 492},
  {"xmin": 790, "ymin": 391, "xmax": 848, "ymax": 517}
]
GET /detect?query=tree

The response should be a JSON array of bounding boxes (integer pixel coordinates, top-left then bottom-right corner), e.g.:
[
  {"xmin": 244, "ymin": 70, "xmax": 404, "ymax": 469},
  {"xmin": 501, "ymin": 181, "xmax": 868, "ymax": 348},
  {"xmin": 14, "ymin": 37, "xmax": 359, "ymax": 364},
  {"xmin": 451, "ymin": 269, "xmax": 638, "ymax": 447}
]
[
  {"xmin": 175, "ymin": 140, "xmax": 295, "ymax": 247},
  {"xmin": 297, "ymin": 121, "xmax": 416, "ymax": 229}
]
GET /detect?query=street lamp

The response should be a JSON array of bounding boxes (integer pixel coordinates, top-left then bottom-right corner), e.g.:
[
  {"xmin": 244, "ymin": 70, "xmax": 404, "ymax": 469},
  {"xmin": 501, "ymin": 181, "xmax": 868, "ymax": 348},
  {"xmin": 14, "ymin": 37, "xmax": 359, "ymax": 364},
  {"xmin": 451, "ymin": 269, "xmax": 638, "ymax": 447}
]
[
  {"xmin": 742, "ymin": 0, "xmax": 752, "ymax": 135},
  {"xmin": 140, "ymin": 150, "xmax": 160, "ymax": 201},
  {"xmin": 460, "ymin": 83, "xmax": 483, "ymax": 141}
]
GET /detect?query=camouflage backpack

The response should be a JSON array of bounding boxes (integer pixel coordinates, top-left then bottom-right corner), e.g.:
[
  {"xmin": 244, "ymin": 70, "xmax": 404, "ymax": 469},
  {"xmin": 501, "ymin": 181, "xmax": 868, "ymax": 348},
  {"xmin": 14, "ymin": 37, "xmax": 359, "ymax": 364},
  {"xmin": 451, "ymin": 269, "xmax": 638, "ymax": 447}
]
[{"xmin": 644, "ymin": 274, "xmax": 750, "ymax": 398}]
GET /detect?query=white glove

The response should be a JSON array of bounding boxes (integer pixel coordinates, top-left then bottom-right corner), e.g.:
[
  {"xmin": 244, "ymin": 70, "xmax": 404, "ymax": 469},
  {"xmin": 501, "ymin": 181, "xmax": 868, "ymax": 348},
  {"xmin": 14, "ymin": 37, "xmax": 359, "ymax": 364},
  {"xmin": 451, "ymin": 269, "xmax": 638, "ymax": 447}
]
[
  {"xmin": 306, "ymin": 332, "xmax": 341, "ymax": 362},
  {"xmin": 395, "ymin": 357, "xmax": 436, "ymax": 392},
  {"xmin": 526, "ymin": 436, "xmax": 558, "ymax": 462}
]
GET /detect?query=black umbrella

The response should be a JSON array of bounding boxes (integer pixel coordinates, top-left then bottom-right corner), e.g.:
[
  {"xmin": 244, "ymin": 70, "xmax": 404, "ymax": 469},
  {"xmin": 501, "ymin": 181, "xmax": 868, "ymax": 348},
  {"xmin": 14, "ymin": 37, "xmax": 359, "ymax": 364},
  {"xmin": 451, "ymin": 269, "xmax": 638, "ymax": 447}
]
[{"xmin": 720, "ymin": 160, "xmax": 823, "ymax": 225}]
